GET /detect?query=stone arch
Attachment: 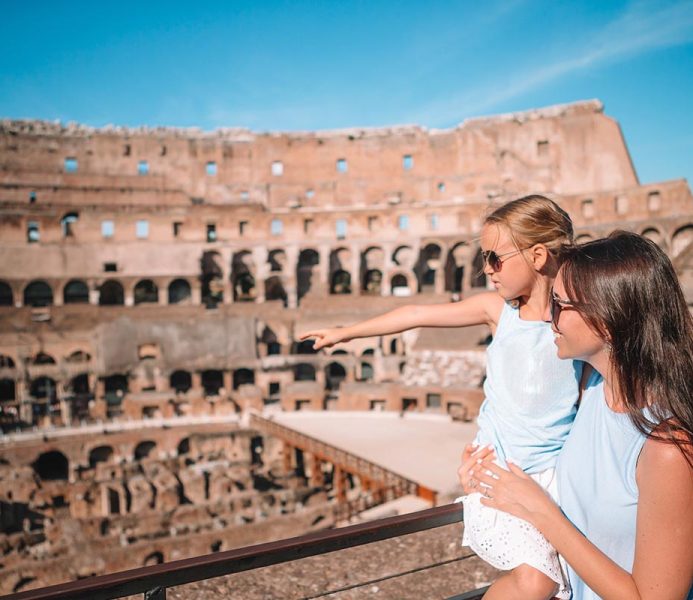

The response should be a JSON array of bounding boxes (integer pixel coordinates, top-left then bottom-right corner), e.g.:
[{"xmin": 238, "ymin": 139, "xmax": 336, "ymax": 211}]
[
  {"xmin": 471, "ymin": 247, "xmax": 487, "ymax": 288},
  {"xmin": 99, "ymin": 280, "xmax": 125, "ymax": 306},
  {"xmin": 33, "ymin": 352, "xmax": 56, "ymax": 365},
  {"xmin": 30, "ymin": 376, "xmax": 57, "ymax": 399},
  {"xmin": 0, "ymin": 280, "xmax": 13, "ymax": 306},
  {"xmin": 32, "ymin": 450, "xmax": 69, "ymax": 480},
  {"xmin": 89, "ymin": 445, "xmax": 115, "ymax": 468},
  {"xmin": 671, "ymin": 224, "xmax": 693, "ymax": 257},
  {"xmin": 265, "ymin": 275, "xmax": 288, "ymax": 307},
  {"xmin": 297, "ymin": 248, "xmax": 320, "ymax": 303},
  {"xmin": 177, "ymin": 437, "xmax": 191, "ymax": 456},
  {"xmin": 295, "ymin": 339, "xmax": 317, "ymax": 355},
  {"xmin": 390, "ymin": 272, "xmax": 412, "ymax": 297},
  {"xmin": 63, "ymin": 279, "xmax": 89, "ymax": 304},
  {"xmin": 170, "ymin": 370, "xmax": 192, "ymax": 393},
  {"xmin": 392, "ymin": 245, "xmax": 414, "ymax": 268},
  {"xmin": 294, "ymin": 363, "xmax": 316, "ymax": 381},
  {"xmin": 0, "ymin": 378, "xmax": 16, "ymax": 402},
  {"xmin": 168, "ymin": 278, "xmax": 191, "ymax": 304},
  {"xmin": 641, "ymin": 226, "xmax": 666, "ymax": 250},
  {"xmin": 445, "ymin": 241, "xmax": 468, "ymax": 293},
  {"xmin": 268, "ymin": 249, "xmax": 287, "ymax": 272},
  {"xmin": 134, "ymin": 441, "xmax": 157, "ymax": 461},
  {"xmin": 361, "ymin": 246, "xmax": 385, "ymax": 295},
  {"xmin": 325, "ymin": 362, "xmax": 346, "ymax": 390},
  {"xmin": 60, "ymin": 211, "xmax": 79, "ymax": 237},
  {"xmin": 259, "ymin": 325, "xmax": 281, "ymax": 355},
  {"xmin": 23, "ymin": 280, "xmax": 53, "ymax": 307},
  {"xmin": 201, "ymin": 370, "xmax": 223, "ymax": 395},
  {"xmin": 416, "ymin": 243, "xmax": 443, "ymax": 293},
  {"xmin": 134, "ymin": 279, "xmax": 159, "ymax": 304},
  {"xmin": 330, "ymin": 270, "xmax": 351, "ymax": 294},
  {"xmin": 201, "ymin": 251, "xmax": 224, "ymax": 308},
  {"xmin": 232, "ymin": 251, "xmax": 256, "ymax": 302},
  {"xmin": 0, "ymin": 354, "xmax": 16, "ymax": 368},
  {"xmin": 233, "ymin": 368, "xmax": 255, "ymax": 389},
  {"xmin": 66, "ymin": 350, "xmax": 91, "ymax": 363},
  {"xmin": 104, "ymin": 374, "xmax": 128, "ymax": 406},
  {"xmin": 360, "ymin": 362, "xmax": 374, "ymax": 381}
]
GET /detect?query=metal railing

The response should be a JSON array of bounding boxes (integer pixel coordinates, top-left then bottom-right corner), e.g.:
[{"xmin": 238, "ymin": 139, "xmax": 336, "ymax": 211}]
[{"xmin": 1, "ymin": 503, "xmax": 488, "ymax": 600}]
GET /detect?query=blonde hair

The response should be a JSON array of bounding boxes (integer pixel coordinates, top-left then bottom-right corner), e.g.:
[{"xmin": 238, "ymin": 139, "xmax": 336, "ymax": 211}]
[{"xmin": 484, "ymin": 194, "xmax": 574, "ymax": 255}]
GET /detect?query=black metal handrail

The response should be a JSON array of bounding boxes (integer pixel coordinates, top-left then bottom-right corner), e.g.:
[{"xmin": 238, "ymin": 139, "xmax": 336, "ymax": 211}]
[{"xmin": 1, "ymin": 503, "xmax": 488, "ymax": 600}]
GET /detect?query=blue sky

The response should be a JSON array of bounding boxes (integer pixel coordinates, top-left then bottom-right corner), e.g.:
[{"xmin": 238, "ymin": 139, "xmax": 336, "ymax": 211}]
[{"xmin": 1, "ymin": 0, "xmax": 692, "ymax": 185}]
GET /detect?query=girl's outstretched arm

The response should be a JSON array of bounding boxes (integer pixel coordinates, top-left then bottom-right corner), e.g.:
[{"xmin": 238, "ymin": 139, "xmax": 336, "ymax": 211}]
[
  {"xmin": 299, "ymin": 291, "xmax": 504, "ymax": 350},
  {"xmin": 471, "ymin": 443, "xmax": 693, "ymax": 600}
]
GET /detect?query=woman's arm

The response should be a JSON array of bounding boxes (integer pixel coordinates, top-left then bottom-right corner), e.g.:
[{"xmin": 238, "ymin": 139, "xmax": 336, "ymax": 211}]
[
  {"xmin": 472, "ymin": 445, "xmax": 693, "ymax": 600},
  {"xmin": 299, "ymin": 291, "xmax": 504, "ymax": 350}
]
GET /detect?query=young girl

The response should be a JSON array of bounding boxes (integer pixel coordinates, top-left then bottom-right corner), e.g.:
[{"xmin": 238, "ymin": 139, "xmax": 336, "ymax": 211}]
[
  {"xmin": 301, "ymin": 195, "xmax": 580, "ymax": 599},
  {"xmin": 468, "ymin": 232, "xmax": 693, "ymax": 599}
]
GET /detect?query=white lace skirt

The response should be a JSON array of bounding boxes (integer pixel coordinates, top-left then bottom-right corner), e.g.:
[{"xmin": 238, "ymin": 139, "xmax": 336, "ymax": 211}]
[{"xmin": 457, "ymin": 467, "xmax": 570, "ymax": 599}]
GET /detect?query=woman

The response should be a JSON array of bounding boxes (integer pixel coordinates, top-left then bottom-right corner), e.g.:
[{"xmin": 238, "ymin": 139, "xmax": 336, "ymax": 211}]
[{"xmin": 463, "ymin": 231, "xmax": 693, "ymax": 599}]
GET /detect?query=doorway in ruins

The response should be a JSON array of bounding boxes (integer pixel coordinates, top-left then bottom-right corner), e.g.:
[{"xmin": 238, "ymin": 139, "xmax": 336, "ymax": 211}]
[{"xmin": 297, "ymin": 249, "xmax": 319, "ymax": 303}]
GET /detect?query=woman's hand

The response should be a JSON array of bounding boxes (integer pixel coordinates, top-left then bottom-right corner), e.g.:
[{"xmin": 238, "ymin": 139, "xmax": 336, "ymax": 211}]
[
  {"xmin": 457, "ymin": 444, "xmax": 495, "ymax": 495},
  {"xmin": 471, "ymin": 458, "xmax": 560, "ymax": 528},
  {"xmin": 299, "ymin": 327, "xmax": 351, "ymax": 351}
]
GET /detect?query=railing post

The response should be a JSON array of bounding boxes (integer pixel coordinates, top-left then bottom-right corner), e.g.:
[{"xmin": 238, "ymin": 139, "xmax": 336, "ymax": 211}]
[{"xmin": 144, "ymin": 586, "xmax": 166, "ymax": 599}]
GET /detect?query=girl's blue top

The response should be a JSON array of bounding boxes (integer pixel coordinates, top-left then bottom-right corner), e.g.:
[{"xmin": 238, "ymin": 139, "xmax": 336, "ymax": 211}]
[{"xmin": 475, "ymin": 301, "xmax": 581, "ymax": 473}]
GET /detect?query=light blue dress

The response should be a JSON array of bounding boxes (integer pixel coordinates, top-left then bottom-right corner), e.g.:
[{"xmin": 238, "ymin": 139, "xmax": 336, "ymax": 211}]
[{"xmin": 556, "ymin": 370, "xmax": 693, "ymax": 599}]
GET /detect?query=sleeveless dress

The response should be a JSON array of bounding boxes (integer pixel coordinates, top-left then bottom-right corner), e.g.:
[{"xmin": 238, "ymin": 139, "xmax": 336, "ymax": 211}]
[
  {"xmin": 459, "ymin": 302, "xmax": 581, "ymax": 598},
  {"xmin": 556, "ymin": 370, "xmax": 693, "ymax": 599}
]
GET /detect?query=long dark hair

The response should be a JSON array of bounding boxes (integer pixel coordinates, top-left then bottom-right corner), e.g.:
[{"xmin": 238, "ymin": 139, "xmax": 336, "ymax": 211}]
[{"xmin": 560, "ymin": 231, "xmax": 693, "ymax": 461}]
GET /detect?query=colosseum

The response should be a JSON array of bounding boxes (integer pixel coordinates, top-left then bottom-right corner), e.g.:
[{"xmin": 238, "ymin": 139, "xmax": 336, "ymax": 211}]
[{"xmin": 0, "ymin": 99, "xmax": 691, "ymax": 596}]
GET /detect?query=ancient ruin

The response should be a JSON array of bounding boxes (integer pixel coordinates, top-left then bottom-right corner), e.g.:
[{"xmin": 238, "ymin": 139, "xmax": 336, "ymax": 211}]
[{"xmin": 0, "ymin": 99, "xmax": 691, "ymax": 593}]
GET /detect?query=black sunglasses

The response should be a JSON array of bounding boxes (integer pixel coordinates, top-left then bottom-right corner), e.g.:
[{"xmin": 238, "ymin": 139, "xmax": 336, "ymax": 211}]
[
  {"xmin": 549, "ymin": 290, "xmax": 581, "ymax": 329},
  {"xmin": 480, "ymin": 247, "xmax": 531, "ymax": 272}
]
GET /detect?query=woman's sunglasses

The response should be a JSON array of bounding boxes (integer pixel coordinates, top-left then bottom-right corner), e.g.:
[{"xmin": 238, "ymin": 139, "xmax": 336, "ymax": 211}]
[
  {"xmin": 549, "ymin": 290, "xmax": 580, "ymax": 329},
  {"xmin": 480, "ymin": 247, "xmax": 530, "ymax": 272}
]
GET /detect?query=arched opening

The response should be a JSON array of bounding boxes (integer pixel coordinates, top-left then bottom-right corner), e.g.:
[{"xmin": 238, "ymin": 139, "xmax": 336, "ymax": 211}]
[
  {"xmin": 672, "ymin": 224, "xmax": 693, "ymax": 257},
  {"xmin": 641, "ymin": 227, "xmax": 665, "ymax": 249},
  {"xmin": 0, "ymin": 281, "xmax": 13, "ymax": 306},
  {"xmin": 201, "ymin": 251, "xmax": 223, "ymax": 308},
  {"xmin": 0, "ymin": 355, "xmax": 15, "ymax": 368},
  {"xmin": 99, "ymin": 280, "xmax": 125, "ymax": 306},
  {"xmin": 259, "ymin": 326, "xmax": 281, "ymax": 356},
  {"xmin": 201, "ymin": 370, "xmax": 223, "ymax": 396},
  {"xmin": 30, "ymin": 376, "xmax": 57, "ymax": 399},
  {"xmin": 445, "ymin": 242, "xmax": 467, "ymax": 293},
  {"xmin": 232, "ymin": 251, "xmax": 256, "ymax": 302},
  {"xmin": 170, "ymin": 370, "xmax": 192, "ymax": 393},
  {"xmin": 417, "ymin": 244, "xmax": 442, "ymax": 293},
  {"xmin": 294, "ymin": 363, "xmax": 316, "ymax": 381},
  {"xmin": 471, "ymin": 248, "xmax": 487, "ymax": 288},
  {"xmin": 32, "ymin": 450, "xmax": 69, "ymax": 480},
  {"xmin": 295, "ymin": 339, "xmax": 318, "ymax": 355},
  {"xmin": 60, "ymin": 212, "xmax": 79, "ymax": 237},
  {"xmin": 70, "ymin": 373, "xmax": 90, "ymax": 394},
  {"xmin": 168, "ymin": 279, "xmax": 191, "ymax": 304},
  {"xmin": 143, "ymin": 552, "xmax": 164, "ymax": 566},
  {"xmin": 325, "ymin": 362, "xmax": 346, "ymax": 390},
  {"xmin": 362, "ymin": 269, "xmax": 382, "ymax": 295},
  {"xmin": 177, "ymin": 437, "xmax": 191, "ymax": 456},
  {"xmin": 268, "ymin": 249, "xmax": 286, "ymax": 272},
  {"xmin": 63, "ymin": 280, "xmax": 90, "ymax": 304},
  {"xmin": 265, "ymin": 276, "xmax": 288, "ymax": 307},
  {"xmin": 134, "ymin": 279, "xmax": 159, "ymax": 304},
  {"xmin": 233, "ymin": 368, "xmax": 255, "ymax": 390},
  {"xmin": 33, "ymin": 352, "xmax": 56, "ymax": 365},
  {"xmin": 89, "ymin": 446, "xmax": 114, "ymax": 468},
  {"xmin": 0, "ymin": 379, "xmax": 16, "ymax": 402},
  {"xmin": 134, "ymin": 441, "xmax": 157, "ymax": 461},
  {"xmin": 104, "ymin": 374, "xmax": 128, "ymax": 407},
  {"xmin": 297, "ymin": 249, "xmax": 319, "ymax": 304},
  {"xmin": 66, "ymin": 350, "xmax": 90, "ymax": 363},
  {"xmin": 391, "ymin": 274, "xmax": 410, "ymax": 297},
  {"xmin": 23, "ymin": 280, "xmax": 53, "ymax": 307},
  {"xmin": 360, "ymin": 362, "xmax": 374, "ymax": 381},
  {"xmin": 330, "ymin": 270, "xmax": 351, "ymax": 294}
]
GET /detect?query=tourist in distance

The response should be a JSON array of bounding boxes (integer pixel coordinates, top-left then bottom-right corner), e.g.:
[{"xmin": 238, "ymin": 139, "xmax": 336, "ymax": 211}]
[
  {"xmin": 301, "ymin": 195, "xmax": 583, "ymax": 599},
  {"xmin": 466, "ymin": 232, "xmax": 693, "ymax": 599}
]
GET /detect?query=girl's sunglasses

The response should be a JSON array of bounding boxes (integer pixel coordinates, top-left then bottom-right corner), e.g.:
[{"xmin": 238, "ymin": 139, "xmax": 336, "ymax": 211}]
[{"xmin": 480, "ymin": 247, "xmax": 530, "ymax": 272}]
